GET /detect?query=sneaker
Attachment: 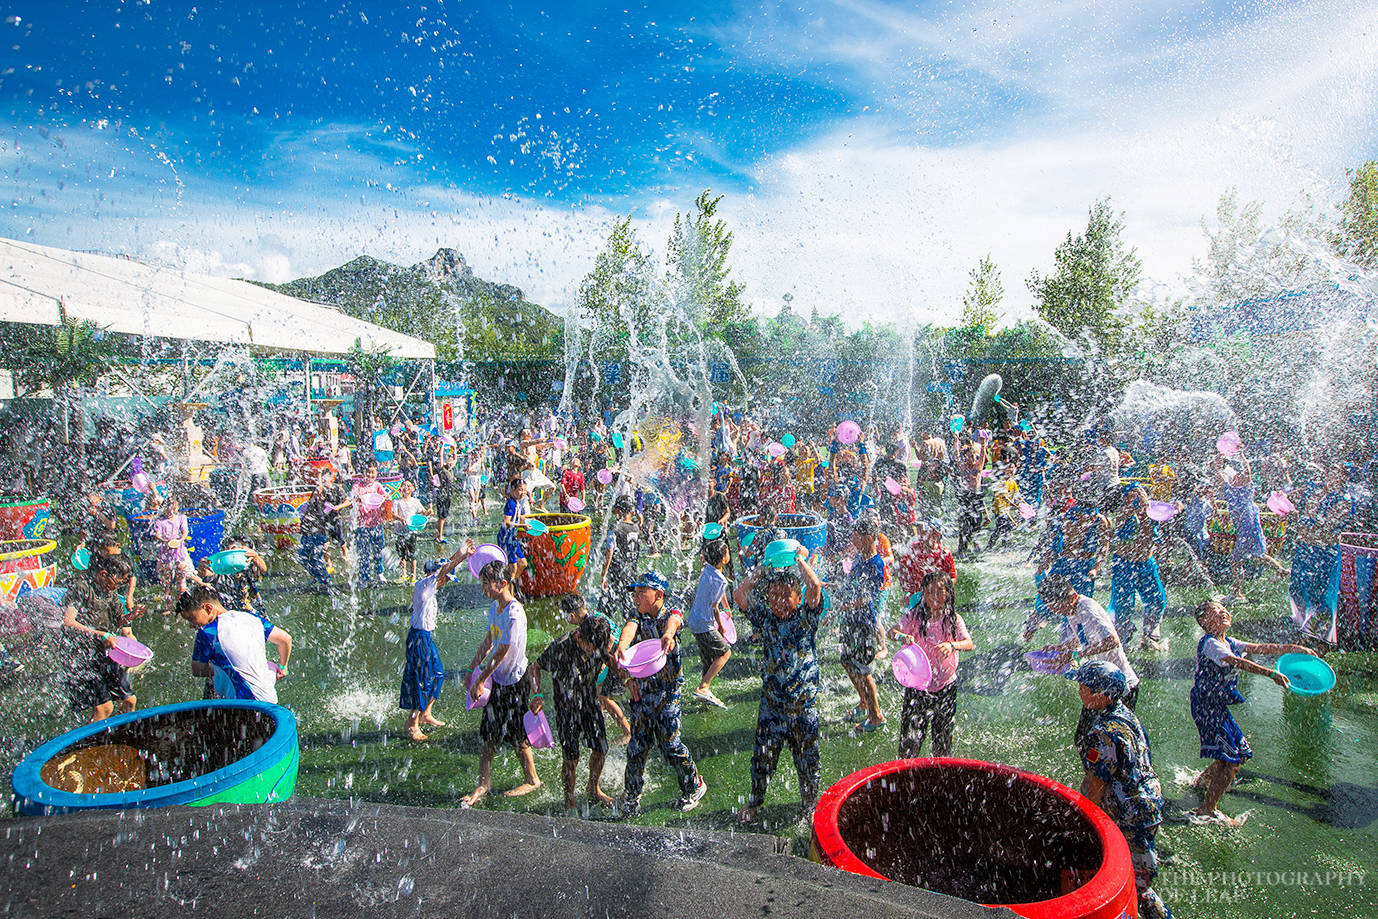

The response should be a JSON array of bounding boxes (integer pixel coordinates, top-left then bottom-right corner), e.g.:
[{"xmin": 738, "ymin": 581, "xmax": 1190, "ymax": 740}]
[
  {"xmin": 679, "ymin": 776, "xmax": 708, "ymax": 812},
  {"xmin": 617, "ymin": 797, "xmax": 642, "ymax": 819}
]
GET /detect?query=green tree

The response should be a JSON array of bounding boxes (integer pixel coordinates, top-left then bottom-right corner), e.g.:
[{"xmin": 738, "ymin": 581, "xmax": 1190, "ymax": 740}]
[
  {"xmin": 665, "ymin": 190, "xmax": 748, "ymax": 329},
  {"xmin": 576, "ymin": 217, "xmax": 658, "ymax": 359},
  {"xmin": 345, "ymin": 338, "xmax": 401, "ymax": 439},
  {"xmin": 1192, "ymin": 188, "xmax": 1313, "ymax": 303},
  {"xmin": 1333, "ymin": 160, "xmax": 1378, "ymax": 269},
  {"xmin": 1027, "ymin": 198, "xmax": 1142, "ymax": 355},
  {"xmin": 960, "ymin": 254, "xmax": 1004, "ymax": 331}
]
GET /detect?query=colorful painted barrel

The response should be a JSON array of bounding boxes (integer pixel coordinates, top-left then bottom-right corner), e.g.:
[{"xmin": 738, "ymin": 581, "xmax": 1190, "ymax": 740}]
[
  {"xmin": 11, "ymin": 700, "xmax": 298, "ymax": 816},
  {"xmin": 734, "ymin": 512, "xmax": 828, "ymax": 568},
  {"xmin": 0, "ymin": 539, "xmax": 59, "ymax": 602},
  {"xmin": 304, "ymin": 457, "xmax": 334, "ymax": 481},
  {"xmin": 100, "ymin": 480, "xmax": 170, "ymax": 520},
  {"xmin": 354, "ymin": 472, "xmax": 405, "ymax": 501},
  {"xmin": 1337, "ymin": 532, "xmax": 1378, "ymax": 650},
  {"xmin": 1207, "ymin": 504, "xmax": 1285, "ymax": 557},
  {"xmin": 1261, "ymin": 511, "xmax": 1286, "ymax": 555},
  {"xmin": 812, "ymin": 758, "xmax": 1136, "ymax": 919},
  {"xmin": 127, "ymin": 508, "xmax": 226, "ymax": 579},
  {"xmin": 518, "ymin": 513, "xmax": 592, "ymax": 599},
  {"xmin": 253, "ymin": 485, "xmax": 315, "ymax": 551},
  {"xmin": 0, "ymin": 497, "xmax": 51, "ymax": 541}
]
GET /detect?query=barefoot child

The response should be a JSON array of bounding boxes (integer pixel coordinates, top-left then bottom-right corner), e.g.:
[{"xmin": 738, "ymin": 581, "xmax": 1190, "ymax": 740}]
[
  {"xmin": 496, "ymin": 476, "xmax": 533, "ymax": 585},
  {"xmin": 889, "ymin": 570, "xmax": 973, "ymax": 757},
  {"xmin": 732, "ymin": 547, "xmax": 825, "ymax": 824},
  {"xmin": 152, "ymin": 497, "xmax": 207, "ymax": 611},
  {"xmin": 462, "ymin": 560, "xmax": 541, "ymax": 806},
  {"xmin": 838, "ymin": 516, "xmax": 887, "ymax": 733},
  {"xmin": 400, "ymin": 541, "xmax": 476, "ymax": 742},
  {"xmin": 389, "ymin": 479, "xmax": 426, "ymax": 583},
  {"xmin": 1190, "ymin": 597, "xmax": 1318, "ymax": 824},
  {"xmin": 558, "ymin": 592, "xmax": 631, "ymax": 743},
  {"xmin": 687, "ymin": 537, "xmax": 733, "ymax": 708},
  {"xmin": 530, "ymin": 612, "xmax": 615, "ymax": 810}
]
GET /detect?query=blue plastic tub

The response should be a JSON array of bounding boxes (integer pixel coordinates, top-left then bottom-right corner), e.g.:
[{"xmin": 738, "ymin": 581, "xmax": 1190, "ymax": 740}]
[{"xmin": 11, "ymin": 700, "xmax": 298, "ymax": 816}]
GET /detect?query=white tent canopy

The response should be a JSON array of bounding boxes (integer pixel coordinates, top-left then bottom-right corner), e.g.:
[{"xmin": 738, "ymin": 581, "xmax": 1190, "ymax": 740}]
[{"xmin": 0, "ymin": 236, "xmax": 435, "ymax": 360}]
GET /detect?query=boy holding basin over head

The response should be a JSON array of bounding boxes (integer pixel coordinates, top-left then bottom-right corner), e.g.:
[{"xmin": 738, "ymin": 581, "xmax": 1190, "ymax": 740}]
[
  {"xmin": 461, "ymin": 559, "xmax": 541, "ymax": 807},
  {"xmin": 614, "ymin": 570, "xmax": 707, "ymax": 817},
  {"xmin": 732, "ymin": 544, "xmax": 825, "ymax": 824}
]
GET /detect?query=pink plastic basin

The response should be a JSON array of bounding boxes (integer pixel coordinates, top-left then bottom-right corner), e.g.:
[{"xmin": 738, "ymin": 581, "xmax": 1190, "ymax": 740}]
[
  {"xmin": 468, "ymin": 544, "xmax": 508, "ymax": 579},
  {"xmin": 523, "ymin": 710, "xmax": 554, "ymax": 748},
  {"xmin": 619, "ymin": 639, "xmax": 667, "ymax": 679},
  {"xmin": 892, "ymin": 644, "xmax": 933, "ymax": 690},
  {"xmin": 106, "ymin": 637, "xmax": 153, "ymax": 668}
]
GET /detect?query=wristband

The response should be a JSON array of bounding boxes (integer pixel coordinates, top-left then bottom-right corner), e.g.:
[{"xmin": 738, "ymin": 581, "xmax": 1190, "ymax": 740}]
[
  {"xmin": 103, "ymin": 632, "xmax": 114, "ymax": 641},
  {"xmin": 278, "ymin": 666, "xmax": 288, "ymax": 675}
]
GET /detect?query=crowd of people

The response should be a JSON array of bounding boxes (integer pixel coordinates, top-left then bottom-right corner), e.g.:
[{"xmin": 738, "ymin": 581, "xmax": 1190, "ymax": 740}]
[{"xmin": 8, "ymin": 397, "xmax": 1361, "ymax": 919}]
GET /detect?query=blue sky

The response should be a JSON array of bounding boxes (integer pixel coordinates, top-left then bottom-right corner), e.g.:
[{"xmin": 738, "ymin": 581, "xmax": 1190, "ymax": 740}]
[{"xmin": 4, "ymin": 1, "xmax": 1377, "ymax": 323}]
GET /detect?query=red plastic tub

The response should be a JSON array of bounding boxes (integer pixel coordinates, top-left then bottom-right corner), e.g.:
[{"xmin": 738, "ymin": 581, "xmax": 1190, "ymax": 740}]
[{"xmin": 812, "ymin": 758, "xmax": 1137, "ymax": 918}]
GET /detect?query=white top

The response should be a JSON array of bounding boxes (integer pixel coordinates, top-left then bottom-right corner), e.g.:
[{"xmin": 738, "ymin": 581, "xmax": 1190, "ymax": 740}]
[
  {"xmin": 1058, "ymin": 595, "xmax": 1139, "ymax": 689},
  {"xmin": 1097, "ymin": 446, "xmax": 1122, "ymax": 486},
  {"xmin": 211, "ymin": 609, "xmax": 277, "ymax": 704},
  {"xmin": 242, "ymin": 444, "xmax": 270, "ymax": 476},
  {"xmin": 486, "ymin": 599, "xmax": 528, "ymax": 686},
  {"xmin": 410, "ymin": 572, "xmax": 439, "ymax": 632},
  {"xmin": 391, "ymin": 496, "xmax": 424, "ymax": 535}
]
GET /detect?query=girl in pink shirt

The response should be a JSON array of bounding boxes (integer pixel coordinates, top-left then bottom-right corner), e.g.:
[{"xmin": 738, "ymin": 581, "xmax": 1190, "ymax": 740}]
[{"xmin": 888, "ymin": 570, "xmax": 974, "ymax": 757}]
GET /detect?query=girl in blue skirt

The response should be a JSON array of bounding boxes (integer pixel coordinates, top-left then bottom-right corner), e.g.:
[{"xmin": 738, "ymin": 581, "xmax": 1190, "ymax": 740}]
[{"xmin": 401, "ymin": 540, "xmax": 476, "ymax": 742}]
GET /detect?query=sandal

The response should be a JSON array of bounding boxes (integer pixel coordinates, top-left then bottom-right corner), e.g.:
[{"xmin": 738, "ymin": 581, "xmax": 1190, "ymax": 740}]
[
  {"xmin": 856, "ymin": 718, "xmax": 887, "ymax": 734},
  {"xmin": 845, "ymin": 705, "xmax": 866, "ymax": 723}
]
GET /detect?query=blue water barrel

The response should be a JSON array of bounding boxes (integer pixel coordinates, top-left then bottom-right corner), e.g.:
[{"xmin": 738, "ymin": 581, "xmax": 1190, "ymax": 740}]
[
  {"xmin": 734, "ymin": 512, "xmax": 828, "ymax": 569},
  {"xmin": 127, "ymin": 508, "xmax": 226, "ymax": 579},
  {"xmin": 11, "ymin": 700, "xmax": 299, "ymax": 816}
]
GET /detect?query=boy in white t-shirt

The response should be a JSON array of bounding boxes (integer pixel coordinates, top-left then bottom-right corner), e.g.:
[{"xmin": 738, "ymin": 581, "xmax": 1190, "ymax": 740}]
[
  {"xmin": 461, "ymin": 560, "xmax": 541, "ymax": 807},
  {"xmin": 177, "ymin": 585, "xmax": 292, "ymax": 704},
  {"xmin": 1029, "ymin": 573, "xmax": 1139, "ymax": 757}
]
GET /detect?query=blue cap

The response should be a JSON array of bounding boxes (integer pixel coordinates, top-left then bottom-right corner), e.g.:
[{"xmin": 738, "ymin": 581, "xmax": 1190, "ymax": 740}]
[
  {"xmin": 1065, "ymin": 660, "xmax": 1128, "ymax": 700},
  {"xmin": 423, "ymin": 559, "xmax": 446, "ymax": 574},
  {"xmin": 627, "ymin": 571, "xmax": 669, "ymax": 593}
]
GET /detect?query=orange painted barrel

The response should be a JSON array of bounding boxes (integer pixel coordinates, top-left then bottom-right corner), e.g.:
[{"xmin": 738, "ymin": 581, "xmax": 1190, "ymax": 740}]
[
  {"xmin": 812, "ymin": 758, "xmax": 1138, "ymax": 919},
  {"xmin": 517, "ymin": 513, "xmax": 591, "ymax": 598}
]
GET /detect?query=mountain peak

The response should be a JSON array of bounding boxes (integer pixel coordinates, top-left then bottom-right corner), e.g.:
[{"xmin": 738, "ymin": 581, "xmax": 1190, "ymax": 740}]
[{"xmin": 416, "ymin": 248, "xmax": 472, "ymax": 282}]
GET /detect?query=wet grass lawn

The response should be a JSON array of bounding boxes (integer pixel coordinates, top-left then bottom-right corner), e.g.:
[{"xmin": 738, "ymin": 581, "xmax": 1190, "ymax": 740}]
[{"xmin": 5, "ymin": 509, "xmax": 1377, "ymax": 918}]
